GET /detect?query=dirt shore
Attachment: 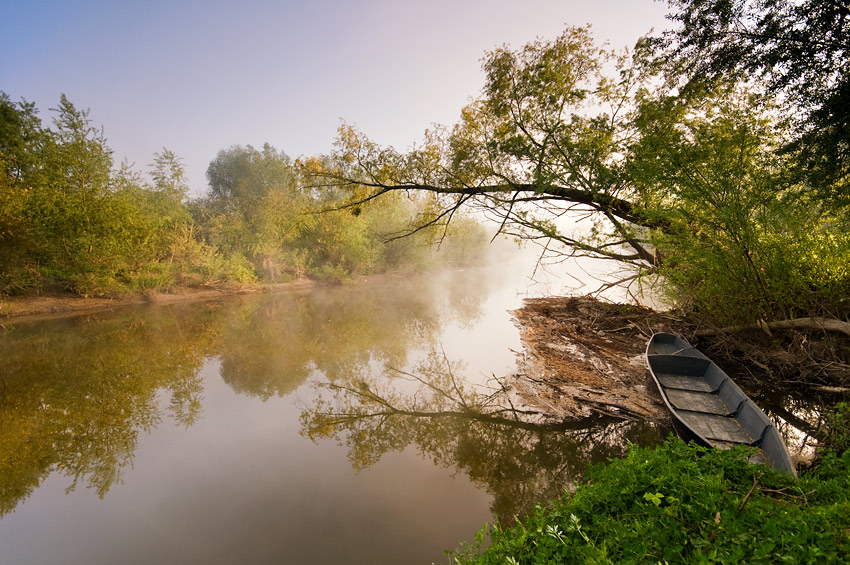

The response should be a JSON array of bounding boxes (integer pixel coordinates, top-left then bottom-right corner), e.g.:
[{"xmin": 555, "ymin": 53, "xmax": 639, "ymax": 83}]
[
  {"xmin": 0, "ymin": 279, "xmax": 317, "ymax": 323},
  {"xmin": 510, "ymin": 295, "xmax": 691, "ymax": 423}
]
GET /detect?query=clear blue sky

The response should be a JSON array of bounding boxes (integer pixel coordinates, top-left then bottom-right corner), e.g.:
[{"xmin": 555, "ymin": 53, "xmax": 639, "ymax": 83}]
[{"xmin": 1, "ymin": 0, "xmax": 671, "ymax": 195}]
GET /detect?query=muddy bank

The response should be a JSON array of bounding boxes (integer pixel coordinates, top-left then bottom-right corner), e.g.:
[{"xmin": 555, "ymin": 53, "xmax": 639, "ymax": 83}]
[
  {"xmin": 0, "ymin": 279, "xmax": 318, "ymax": 323},
  {"xmin": 0, "ymin": 270, "xmax": 466, "ymax": 324},
  {"xmin": 510, "ymin": 296, "xmax": 689, "ymax": 423},
  {"xmin": 510, "ymin": 294, "xmax": 849, "ymax": 432}
]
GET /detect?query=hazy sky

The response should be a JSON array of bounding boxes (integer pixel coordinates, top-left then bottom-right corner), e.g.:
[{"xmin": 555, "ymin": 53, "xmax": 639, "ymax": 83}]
[{"xmin": 1, "ymin": 0, "xmax": 671, "ymax": 195}]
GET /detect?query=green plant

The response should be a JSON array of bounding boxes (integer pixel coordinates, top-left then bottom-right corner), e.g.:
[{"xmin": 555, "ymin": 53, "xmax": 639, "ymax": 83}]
[
  {"xmin": 452, "ymin": 437, "xmax": 850, "ymax": 564},
  {"xmin": 310, "ymin": 263, "xmax": 351, "ymax": 284}
]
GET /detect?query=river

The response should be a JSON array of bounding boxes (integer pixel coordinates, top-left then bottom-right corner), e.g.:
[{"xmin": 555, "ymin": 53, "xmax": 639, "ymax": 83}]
[{"xmin": 0, "ymin": 256, "xmax": 667, "ymax": 564}]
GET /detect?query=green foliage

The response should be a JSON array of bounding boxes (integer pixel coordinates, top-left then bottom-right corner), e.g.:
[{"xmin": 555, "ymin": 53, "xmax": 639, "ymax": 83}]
[
  {"xmin": 148, "ymin": 147, "xmax": 189, "ymax": 201},
  {"xmin": 0, "ymin": 94, "xmax": 219, "ymax": 295},
  {"xmin": 323, "ymin": 24, "xmax": 848, "ymax": 329},
  {"xmin": 325, "ymin": 26, "xmax": 663, "ymax": 275},
  {"xmin": 1, "ymin": 95, "xmax": 486, "ymax": 297},
  {"xmin": 662, "ymin": 0, "xmax": 850, "ymax": 194},
  {"xmin": 453, "ymin": 438, "xmax": 850, "ymax": 564},
  {"xmin": 199, "ymin": 145, "xmax": 489, "ymax": 283},
  {"xmin": 819, "ymin": 402, "xmax": 850, "ymax": 455},
  {"xmin": 630, "ymin": 85, "xmax": 850, "ymax": 324}
]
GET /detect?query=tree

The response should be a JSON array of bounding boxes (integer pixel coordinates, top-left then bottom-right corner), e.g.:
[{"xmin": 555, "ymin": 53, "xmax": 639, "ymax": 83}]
[
  {"xmin": 626, "ymin": 85, "xmax": 834, "ymax": 322},
  {"xmin": 0, "ymin": 94, "xmax": 46, "ymax": 281},
  {"xmin": 0, "ymin": 94, "xmax": 231, "ymax": 295},
  {"xmin": 149, "ymin": 147, "xmax": 189, "ymax": 201},
  {"xmin": 660, "ymin": 0, "xmax": 850, "ymax": 195},
  {"xmin": 200, "ymin": 144, "xmax": 314, "ymax": 279},
  {"xmin": 206, "ymin": 143, "xmax": 297, "ymax": 214},
  {"xmin": 319, "ymin": 27, "xmax": 665, "ymax": 284},
  {"xmin": 0, "ymin": 94, "xmax": 119, "ymax": 291},
  {"xmin": 312, "ymin": 25, "xmax": 849, "ymax": 327},
  {"xmin": 49, "ymin": 94, "xmax": 113, "ymax": 195}
]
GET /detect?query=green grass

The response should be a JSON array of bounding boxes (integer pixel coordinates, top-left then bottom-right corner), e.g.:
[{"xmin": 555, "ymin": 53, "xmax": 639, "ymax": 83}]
[{"xmin": 452, "ymin": 435, "xmax": 850, "ymax": 564}]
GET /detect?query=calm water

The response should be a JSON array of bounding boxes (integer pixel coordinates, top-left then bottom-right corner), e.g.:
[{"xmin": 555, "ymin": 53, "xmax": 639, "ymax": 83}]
[{"xmin": 0, "ymin": 260, "xmax": 666, "ymax": 564}]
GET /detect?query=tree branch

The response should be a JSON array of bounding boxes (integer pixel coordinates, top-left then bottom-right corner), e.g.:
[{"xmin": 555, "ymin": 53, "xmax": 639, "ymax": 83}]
[{"xmin": 695, "ymin": 317, "xmax": 850, "ymax": 338}]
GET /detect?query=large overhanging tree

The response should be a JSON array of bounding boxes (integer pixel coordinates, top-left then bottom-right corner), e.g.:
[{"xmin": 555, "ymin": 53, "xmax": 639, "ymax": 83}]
[
  {"xmin": 316, "ymin": 27, "xmax": 663, "ymax": 280},
  {"xmin": 310, "ymin": 25, "xmax": 850, "ymax": 330}
]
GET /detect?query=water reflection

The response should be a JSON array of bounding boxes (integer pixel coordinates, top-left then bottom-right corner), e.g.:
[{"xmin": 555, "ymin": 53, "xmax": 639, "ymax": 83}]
[
  {"xmin": 3, "ymin": 265, "xmax": 842, "ymax": 564},
  {"xmin": 0, "ymin": 308, "xmax": 214, "ymax": 515},
  {"xmin": 218, "ymin": 277, "xmax": 445, "ymax": 398},
  {"xmin": 748, "ymin": 385, "xmax": 845, "ymax": 463},
  {"xmin": 300, "ymin": 352, "xmax": 668, "ymax": 519},
  {"xmin": 0, "ymin": 269, "xmax": 497, "ymax": 519}
]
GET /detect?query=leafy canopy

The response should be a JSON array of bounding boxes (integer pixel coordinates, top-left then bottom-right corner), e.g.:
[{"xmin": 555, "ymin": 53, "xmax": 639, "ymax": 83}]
[
  {"xmin": 318, "ymin": 25, "xmax": 849, "ymax": 325},
  {"xmin": 660, "ymin": 0, "xmax": 850, "ymax": 196}
]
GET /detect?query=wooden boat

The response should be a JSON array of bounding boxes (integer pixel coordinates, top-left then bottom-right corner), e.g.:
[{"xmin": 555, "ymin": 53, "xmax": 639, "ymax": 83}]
[{"xmin": 646, "ymin": 332, "xmax": 796, "ymax": 475}]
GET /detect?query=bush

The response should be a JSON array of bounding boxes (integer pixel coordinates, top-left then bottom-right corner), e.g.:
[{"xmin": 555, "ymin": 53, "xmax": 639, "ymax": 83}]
[
  {"xmin": 208, "ymin": 253, "xmax": 257, "ymax": 285},
  {"xmin": 310, "ymin": 263, "xmax": 351, "ymax": 284},
  {"xmin": 0, "ymin": 265, "xmax": 43, "ymax": 295},
  {"xmin": 453, "ymin": 437, "xmax": 850, "ymax": 564},
  {"xmin": 120, "ymin": 263, "xmax": 175, "ymax": 293}
]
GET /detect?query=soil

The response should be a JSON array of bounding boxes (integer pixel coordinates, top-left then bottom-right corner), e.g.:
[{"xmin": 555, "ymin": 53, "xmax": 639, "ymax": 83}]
[
  {"xmin": 510, "ymin": 295, "xmax": 690, "ymax": 423},
  {"xmin": 0, "ymin": 280, "xmax": 317, "ymax": 324},
  {"xmin": 510, "ymin": 294, "xmax": 850, "ymax": 427}
]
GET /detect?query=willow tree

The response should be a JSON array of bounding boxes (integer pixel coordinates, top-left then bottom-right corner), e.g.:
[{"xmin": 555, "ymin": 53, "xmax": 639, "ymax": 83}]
[
  {"xmin": 312, "ymin": 26, "xmax": 849, "ymax": 331},
  {"xmin": 318, "ymin": 27, "xmax": 663, "ymax": 285},
  {"xmin": 661, "ymin": 0, "xmax": 850, "ymax": 196}
]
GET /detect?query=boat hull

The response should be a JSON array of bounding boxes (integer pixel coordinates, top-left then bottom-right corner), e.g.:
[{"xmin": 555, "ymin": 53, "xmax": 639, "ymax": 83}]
[{"xmin": 646, "ymin": 333, "xmax": 796, "ymax": 475}]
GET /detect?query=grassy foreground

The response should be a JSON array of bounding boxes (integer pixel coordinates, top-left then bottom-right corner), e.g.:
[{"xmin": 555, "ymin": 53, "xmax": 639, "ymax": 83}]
[{"xmin": 452, "ymin": 417, "xmax": 850, "ymax": 563}]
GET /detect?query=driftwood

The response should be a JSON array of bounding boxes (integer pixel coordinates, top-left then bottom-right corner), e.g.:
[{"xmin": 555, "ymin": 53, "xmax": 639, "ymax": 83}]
[
  {"xmin": 811, "ymin": 385, "xmax": 850, "ymax": 394},
  {"xmin": 694, "ymin": 317, "xmax": 850, "ymax": 338}
]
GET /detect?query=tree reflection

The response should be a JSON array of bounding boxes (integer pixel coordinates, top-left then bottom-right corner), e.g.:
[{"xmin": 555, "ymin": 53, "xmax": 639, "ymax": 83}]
[
  {"xmin": 0, "ymin": 306, "xmax": 217, "ymax": 515},
  {"xmin": 216, "ymin": 284, "xmax": 438, "ymax": 398},
  {"xmin": 0, "ymin": 269, "xmax": 499, "ymax": 516},
  {"xmin": 748, "ymin": 386, "xmax": 843, "ymax": 461},
  {"xmin": 300, "ymin": 352, "xmax": 669, "ymax": 519},
  {"xmin": 214, "ymin": 269, "xmax": 495, "ymax": 398}
]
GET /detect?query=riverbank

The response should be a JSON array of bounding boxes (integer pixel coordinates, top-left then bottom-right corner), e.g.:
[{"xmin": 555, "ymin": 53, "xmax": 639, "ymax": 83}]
[
  {"xmin": 510, "ymin": 296, "xmax": 686, "ymax": 424},
  {"xmin": 510, "ymin": 294, "xmax": 850, "ymax": 425},
  {"xmin": 0, "ymin": 279, "xmax": 319, "ymax": 323},
  {"xmin": 0, "ymin": 269, "xmax": 468, "ymax": 324},
  {"xmin": 452, "ymin": 430, "xmax": 850, "ymax": 563}
]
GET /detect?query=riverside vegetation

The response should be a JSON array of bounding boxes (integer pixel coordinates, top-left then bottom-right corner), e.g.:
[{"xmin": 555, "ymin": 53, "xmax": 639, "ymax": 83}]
[
  {"xmin": 0, "ymin": 95, "xmax": 488, "ymax": 298},
  {"xmin": 451, "ymin": 408, "xmax": 850, "ymax": 563}
]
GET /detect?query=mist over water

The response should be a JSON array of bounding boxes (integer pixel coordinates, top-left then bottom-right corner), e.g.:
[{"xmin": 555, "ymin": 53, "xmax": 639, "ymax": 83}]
[{"xmin": 0, "ymin": 252, "xmax": 665, "ymax": 564}]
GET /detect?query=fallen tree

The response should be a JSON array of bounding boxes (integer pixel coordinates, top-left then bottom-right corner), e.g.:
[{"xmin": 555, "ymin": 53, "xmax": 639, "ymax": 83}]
[{"xmin": 696, "ymin": 317, "xmax": 850, "ymax": 338}]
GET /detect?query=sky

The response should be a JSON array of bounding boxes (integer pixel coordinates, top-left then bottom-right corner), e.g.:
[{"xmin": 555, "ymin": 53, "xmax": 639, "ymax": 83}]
[{"xmin": 1, "ymin": 0, "xmax": 672, "ymax": 196}]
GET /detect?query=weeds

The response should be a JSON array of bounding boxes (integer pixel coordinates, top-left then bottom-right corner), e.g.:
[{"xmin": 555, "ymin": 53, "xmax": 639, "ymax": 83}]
[{"xmin": 452, "ymin": 436, "xmax": 850, "ymax": 563}]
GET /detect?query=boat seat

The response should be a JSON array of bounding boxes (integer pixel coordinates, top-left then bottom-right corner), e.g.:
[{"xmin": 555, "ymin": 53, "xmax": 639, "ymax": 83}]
[
  {"xmin": 664, "ymin": 386, "xmax": 743, "ymax": 419},
  {"xmin": 680, "ymin": 412, "xmax": 755, "ymax": 444},
  {"xmin": 675, "ymin": 398, "xmax": 746, "ymax": 419}
]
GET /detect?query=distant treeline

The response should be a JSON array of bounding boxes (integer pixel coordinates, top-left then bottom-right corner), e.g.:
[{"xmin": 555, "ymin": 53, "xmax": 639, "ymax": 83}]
[{"xmin": 0, "ymin": 93, "xmax": 488, "ymax": 296}]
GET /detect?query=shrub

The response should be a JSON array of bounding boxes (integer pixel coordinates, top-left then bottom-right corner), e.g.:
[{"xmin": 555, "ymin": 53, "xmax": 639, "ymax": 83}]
[{"xmin": 453, "ymin": 438, "xmax": 850, "ymax": 564}]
